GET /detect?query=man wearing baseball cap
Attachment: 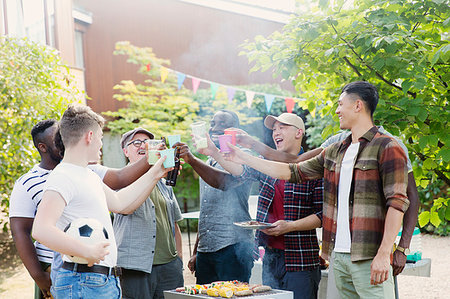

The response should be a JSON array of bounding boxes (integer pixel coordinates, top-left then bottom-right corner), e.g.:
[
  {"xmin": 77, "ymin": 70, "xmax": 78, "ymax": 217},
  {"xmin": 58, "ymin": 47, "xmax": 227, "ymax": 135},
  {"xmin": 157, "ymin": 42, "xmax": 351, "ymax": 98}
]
[
  {"xmin": 119, "ymin": 127, "xmax": 155, "ymax": 149},
  {"xmin": 114, "ymin": 127, "xmax": 184, "ymax": 299},
  {"xmin": 203, "ymin": 112, "xmax": 323, "ymax": 299}
]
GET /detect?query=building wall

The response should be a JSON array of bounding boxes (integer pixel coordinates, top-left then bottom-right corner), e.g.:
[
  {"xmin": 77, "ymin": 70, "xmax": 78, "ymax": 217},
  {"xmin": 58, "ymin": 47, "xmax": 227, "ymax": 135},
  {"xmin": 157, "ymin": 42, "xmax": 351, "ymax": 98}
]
[{"xmin": 75, "ymin": 0, "xmax": 291, "ymax": 113}]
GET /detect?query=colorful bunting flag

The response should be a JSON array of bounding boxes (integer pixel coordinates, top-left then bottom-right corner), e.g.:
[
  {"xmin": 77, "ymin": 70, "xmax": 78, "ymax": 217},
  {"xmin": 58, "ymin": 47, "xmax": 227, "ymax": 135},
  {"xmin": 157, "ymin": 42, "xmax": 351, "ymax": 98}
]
[
  {"xmin": 210, "ymin": 83, "xmax": 219, "ymax": 99},
  {"xmin": 245, "ymin": 91, "xmax": 255, "ymax": 108},
  {"xmin": 160, "ymin": 66, "xmax": 169, "ymax": 83},
  {"xmin": 192, "ymin": 78, "xmax": 201, "ymax": 94},
  {"xmin": 285, "ymin": 97, "xmax": 295, "ymax": 113},
  {"xmin": 226, "ymin": 87, "xmax": 236, "ymax": 104},
  {"xmin": 177, "ymin": 73, "xmax": 186, "ymax": 90},
  {"xmin": 264, "ymin": 94, "xmax": 275, "ymax": 113},
  {"xmin": 145, "ymin": 62, "xmax": 304, "ymax": 111}
]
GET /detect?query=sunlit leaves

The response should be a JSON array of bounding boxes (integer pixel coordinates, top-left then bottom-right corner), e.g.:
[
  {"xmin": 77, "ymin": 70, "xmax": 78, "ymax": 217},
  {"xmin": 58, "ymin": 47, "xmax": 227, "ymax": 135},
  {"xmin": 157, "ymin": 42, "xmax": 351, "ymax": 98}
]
[
  {"xmin": 0, "ymin": 37, "xmax": 81, "ymax": 230},
  {"xmin": 241, "ymin": 0, "xmax": 449, "ymax": 229}
]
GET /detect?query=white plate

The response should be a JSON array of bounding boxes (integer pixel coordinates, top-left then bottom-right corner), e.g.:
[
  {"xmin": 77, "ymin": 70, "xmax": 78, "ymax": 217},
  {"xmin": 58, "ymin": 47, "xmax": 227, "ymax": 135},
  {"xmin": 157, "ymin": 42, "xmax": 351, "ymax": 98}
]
[{"xmin": 233, "ymin": 221, "xmax": 274, "ymax": 230}]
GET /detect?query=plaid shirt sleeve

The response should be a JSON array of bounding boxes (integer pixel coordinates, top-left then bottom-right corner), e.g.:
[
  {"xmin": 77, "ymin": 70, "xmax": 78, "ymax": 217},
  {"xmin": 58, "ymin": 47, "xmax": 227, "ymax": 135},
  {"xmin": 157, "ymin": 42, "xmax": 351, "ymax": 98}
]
[
  {"xmin": 289, "ymin": 150, "xmax": 325, "ymax": 183},
  {"xmin": 310, "ymin": 178, "xmax": 324, "ymax": 224},
  {"xmin": 379, "ymin": 139, "xmax": 409, "ymax": 212}
]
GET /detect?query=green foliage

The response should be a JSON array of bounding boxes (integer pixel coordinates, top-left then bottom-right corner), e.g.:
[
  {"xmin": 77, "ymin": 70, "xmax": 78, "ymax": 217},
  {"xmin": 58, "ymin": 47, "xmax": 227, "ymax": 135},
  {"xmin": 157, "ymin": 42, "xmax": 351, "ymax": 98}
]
[
  {"xmin": 105, "ymin": 41, "xmax": 199, "ymax": 139},
  {"xmin": 0, "ymin": 37, "xmax": 82, "ymax": 229},
  {"xmin": 104, "ymin": 42, "xmax": 201, "ymax": 206},
  {"xmin": 418, "ymin": 196, "xmax": 449, "ymax": 235},
  {"xmin": 242, "ymin": 0, "xmax": 449, "ymax": 226},
  {"xmin": 416, "ymin": 175, "xmax": 449, "ymax": 235},
  {"xmin": 305, "ymin": 108, "xmax": 336, "ymax": 149}
]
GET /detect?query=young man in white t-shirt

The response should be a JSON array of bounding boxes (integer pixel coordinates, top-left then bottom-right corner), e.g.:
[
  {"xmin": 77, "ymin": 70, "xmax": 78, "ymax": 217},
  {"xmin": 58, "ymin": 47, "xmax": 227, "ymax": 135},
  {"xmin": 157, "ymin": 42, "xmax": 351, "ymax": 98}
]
[
  {"xmin": 32, "ymin": 104, "xmax": 171, "ymax": 299},
  {"xmin": 9, "ymin": 119, "xmax": 154, "ymax": 299}
]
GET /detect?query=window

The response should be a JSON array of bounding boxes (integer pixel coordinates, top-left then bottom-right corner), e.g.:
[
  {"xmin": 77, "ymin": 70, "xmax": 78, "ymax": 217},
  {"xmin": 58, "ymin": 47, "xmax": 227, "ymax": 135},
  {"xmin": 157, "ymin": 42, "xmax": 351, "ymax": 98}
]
[
  {"xmin": 74, "ymin": 29, "xmax": 84, "ymax": 69},
  {"xmin": 3, "ymin": 0, "xmax": 54, "ymax": 46}
]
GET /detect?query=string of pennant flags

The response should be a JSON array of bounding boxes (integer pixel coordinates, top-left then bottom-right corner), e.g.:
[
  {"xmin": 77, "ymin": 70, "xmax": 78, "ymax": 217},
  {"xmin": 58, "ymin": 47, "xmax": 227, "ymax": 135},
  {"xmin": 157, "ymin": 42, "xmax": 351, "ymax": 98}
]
[{"xmin": 147, "ymin": 63, "xmax": 304, "ymax": 113}]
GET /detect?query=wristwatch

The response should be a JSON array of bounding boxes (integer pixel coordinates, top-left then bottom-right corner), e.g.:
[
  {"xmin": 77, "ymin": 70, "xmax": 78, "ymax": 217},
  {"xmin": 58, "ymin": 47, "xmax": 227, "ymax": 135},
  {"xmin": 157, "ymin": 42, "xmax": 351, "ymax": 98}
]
[{"xmin": 395, "ymin": 245, "xmax": 410, "ymax": 255}]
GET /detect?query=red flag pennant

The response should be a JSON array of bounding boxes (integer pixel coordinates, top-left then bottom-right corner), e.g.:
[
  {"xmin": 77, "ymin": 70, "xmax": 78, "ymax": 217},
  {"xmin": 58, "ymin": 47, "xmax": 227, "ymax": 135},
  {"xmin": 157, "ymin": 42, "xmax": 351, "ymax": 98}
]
[
  {"xmin": 146, "ymin": 63, "xmax": 151, "ymax": 72},
  {"xmin": 285, "ymin": 97, "xmax": 295, "ymax": 113}
]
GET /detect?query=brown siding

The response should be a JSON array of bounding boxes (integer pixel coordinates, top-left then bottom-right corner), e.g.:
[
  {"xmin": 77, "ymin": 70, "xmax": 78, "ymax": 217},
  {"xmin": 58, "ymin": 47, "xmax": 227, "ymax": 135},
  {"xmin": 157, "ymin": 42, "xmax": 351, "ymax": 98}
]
[
  {"xmin": 55, "ymin": 0, "xmax": 76, "ymax": 66},
  {"xmin": 76, "ymin": 0, "xmax": 291, "ymax": 113}
]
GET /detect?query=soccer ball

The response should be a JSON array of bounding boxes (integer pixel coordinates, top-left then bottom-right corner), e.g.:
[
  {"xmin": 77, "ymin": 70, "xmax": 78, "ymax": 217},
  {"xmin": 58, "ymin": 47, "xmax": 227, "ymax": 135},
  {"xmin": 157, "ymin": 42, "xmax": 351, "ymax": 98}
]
[{"xmin": 63, "ymin": 218, "xmax": 109, "ymax": 264}]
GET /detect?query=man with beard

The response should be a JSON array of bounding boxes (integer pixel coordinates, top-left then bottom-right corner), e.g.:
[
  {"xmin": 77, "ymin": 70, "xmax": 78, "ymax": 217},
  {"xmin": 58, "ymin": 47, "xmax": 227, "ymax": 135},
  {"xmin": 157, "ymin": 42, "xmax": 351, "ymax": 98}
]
[
  {"xmin": 9, "ymin": 119, "xmax": 153, "ymax": 299},
  {"xmin": 177, "ymin": 110, "xmax": 254, "ymax": 284}
]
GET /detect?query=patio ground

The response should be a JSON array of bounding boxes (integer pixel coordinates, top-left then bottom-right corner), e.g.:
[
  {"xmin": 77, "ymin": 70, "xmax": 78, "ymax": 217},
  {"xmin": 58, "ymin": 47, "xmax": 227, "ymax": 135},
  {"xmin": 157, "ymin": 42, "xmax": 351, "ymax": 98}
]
[{"xmin": 0, "ymin": 231, "xmax": 448, "ymax": 298}]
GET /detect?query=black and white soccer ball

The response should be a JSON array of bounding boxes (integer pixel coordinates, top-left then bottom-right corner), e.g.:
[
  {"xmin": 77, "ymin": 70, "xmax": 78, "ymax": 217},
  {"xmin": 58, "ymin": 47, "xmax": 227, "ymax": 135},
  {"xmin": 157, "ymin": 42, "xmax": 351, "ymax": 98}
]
[{"xmin": 63, "ymin": 218, "xmax": 109, "ymax": 264}]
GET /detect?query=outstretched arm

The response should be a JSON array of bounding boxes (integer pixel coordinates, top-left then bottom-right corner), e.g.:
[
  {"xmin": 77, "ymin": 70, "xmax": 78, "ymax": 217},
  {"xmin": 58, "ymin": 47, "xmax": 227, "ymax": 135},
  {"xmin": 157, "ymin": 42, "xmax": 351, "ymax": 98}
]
[
  {"xmin": 106, "ymin": 157, "xmax": 171, "ymax": 214},
  {"xmin": 103, "ymin": 155, "xmax": 151, "ymax": 189},
  {"xmin": 225, "ymin": 143, "xmax": 292, "ymax": 180},
  {"xmin": 236, "ymin": 131, "xmax": 322, "ymax": 163},
  {"xmin": 178, "ymin": 139, "xmax": 243, "ymax": 190}
]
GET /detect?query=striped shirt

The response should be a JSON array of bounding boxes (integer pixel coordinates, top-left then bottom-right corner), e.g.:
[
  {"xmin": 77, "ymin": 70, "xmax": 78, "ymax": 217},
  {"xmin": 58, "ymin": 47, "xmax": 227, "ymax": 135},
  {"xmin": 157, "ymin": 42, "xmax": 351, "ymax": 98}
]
[
  {"xmin": 10, "ymin": 165, "xmax": 53, "ymax": 263},
  {"xmin": 289, "ymin": 126, "xmax": 409, "ymax": 262},
  {"xmin": 239, "ymin": 165, "xmax": 323, "ymax": 271},
  {"xmin": 9, "ymin": 164, "xmax": 108, "ymax": 264}
]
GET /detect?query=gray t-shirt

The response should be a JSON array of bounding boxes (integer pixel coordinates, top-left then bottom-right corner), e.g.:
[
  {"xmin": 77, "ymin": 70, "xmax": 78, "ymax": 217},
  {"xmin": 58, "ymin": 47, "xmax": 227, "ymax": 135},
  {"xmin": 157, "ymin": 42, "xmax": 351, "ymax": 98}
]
[
  {"xmin": 320, "ymin": 126, "xmax": 413, "ymax": 172},
  {"xmin": 197, "ymin": 157, "xmax": 253, "ymax": 253}
]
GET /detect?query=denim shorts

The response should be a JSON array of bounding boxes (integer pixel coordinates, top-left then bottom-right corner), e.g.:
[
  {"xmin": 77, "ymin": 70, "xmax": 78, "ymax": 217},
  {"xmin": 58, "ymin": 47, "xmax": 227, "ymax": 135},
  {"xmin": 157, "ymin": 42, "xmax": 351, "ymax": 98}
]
[{"xmin": 51, "ymin": 268, "xmax": 121, "ymax": 299}]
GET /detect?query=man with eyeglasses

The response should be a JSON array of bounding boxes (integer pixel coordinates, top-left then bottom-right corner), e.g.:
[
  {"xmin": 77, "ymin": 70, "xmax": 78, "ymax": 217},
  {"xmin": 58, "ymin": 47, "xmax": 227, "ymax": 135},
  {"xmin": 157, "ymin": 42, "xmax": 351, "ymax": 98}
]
[{"xmin": 113, "ymin": 128, "xmax": 184, "ymax": 299}]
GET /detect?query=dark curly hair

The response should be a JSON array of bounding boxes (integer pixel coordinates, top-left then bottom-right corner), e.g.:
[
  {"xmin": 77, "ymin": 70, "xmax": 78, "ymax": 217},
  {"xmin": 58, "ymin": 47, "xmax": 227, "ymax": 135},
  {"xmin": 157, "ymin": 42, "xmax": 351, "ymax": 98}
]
[{"xmin": 31, "ymin": 119, "xmax": 57, "ymax": 149}]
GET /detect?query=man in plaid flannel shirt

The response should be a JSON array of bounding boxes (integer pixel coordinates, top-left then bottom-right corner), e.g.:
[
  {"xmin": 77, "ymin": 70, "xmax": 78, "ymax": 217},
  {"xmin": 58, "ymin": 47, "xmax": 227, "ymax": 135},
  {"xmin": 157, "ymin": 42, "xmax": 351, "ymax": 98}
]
[
  {"xmin": 224, "ymin": 82, "xmax": 409, "ymax": 299},
  {"xmin": 206, "ymin": 113, "xmax": 323, "ymax": 299}
]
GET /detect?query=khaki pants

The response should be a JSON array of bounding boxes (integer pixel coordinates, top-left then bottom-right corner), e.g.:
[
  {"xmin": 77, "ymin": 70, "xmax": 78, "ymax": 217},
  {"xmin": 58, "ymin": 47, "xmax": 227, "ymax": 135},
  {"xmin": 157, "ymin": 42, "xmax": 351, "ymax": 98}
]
[{"xmin": 332, "ymin": 252, "xmax": 394, "ymax": 299}]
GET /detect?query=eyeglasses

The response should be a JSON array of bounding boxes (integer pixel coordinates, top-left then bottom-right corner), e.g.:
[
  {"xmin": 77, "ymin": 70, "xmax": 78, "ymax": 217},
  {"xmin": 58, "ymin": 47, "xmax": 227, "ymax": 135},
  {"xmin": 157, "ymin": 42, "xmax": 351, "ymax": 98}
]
[{"xmin": 126, "ymin": 139, "xmax": 149, "ymax": 148}]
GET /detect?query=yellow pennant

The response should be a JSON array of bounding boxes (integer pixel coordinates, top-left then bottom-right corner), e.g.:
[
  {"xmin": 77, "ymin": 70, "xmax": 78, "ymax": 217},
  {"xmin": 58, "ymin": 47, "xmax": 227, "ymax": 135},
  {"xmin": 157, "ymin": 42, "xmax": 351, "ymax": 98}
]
[{"xmin": 160, "ymin": 67, "xmax": 169, "ymax": 83}]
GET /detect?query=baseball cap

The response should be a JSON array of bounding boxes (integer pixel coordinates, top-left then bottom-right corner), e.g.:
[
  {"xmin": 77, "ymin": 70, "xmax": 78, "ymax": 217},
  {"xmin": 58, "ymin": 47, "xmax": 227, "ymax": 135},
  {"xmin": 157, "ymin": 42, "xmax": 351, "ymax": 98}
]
[
  {"xmin": 264, "ymin": 113, "xmax": 305, "ymax": 132},
  {"xmin": 120, "ymin": 127, "xmax": 154, "ymax": 148}
]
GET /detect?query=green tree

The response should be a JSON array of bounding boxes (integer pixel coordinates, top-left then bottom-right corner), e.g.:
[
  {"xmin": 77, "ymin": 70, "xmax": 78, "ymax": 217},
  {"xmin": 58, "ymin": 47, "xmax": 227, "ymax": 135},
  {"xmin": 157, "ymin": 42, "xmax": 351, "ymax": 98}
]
[
  {"xmin": 104, "ymin": 42, "xmax": 201, "ymax": 209},
  {"xmin": 242, "ymin": 0, "xmax": 449, "ymax": 228},
  {"xmin": 105, "ymin": 41, "xmax": 199, "ymax": 138},
  {"xmin": 0, "ymin": 37, "xmax": 82, "ymax": 229}
]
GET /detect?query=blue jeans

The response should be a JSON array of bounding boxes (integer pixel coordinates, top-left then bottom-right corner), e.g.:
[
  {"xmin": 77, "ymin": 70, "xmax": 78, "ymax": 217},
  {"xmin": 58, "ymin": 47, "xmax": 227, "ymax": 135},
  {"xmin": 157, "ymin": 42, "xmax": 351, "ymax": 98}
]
[
  {"xmin": 262, "ymin": 248, "xmax": 321, "ymax": 299},
  {"xmin": 196, "ymin": 242, "xmax": 254, "ymax": 284},
  {"xmin": 51, "ymin": 268, "xmax": 121, "ymax": 299}
]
